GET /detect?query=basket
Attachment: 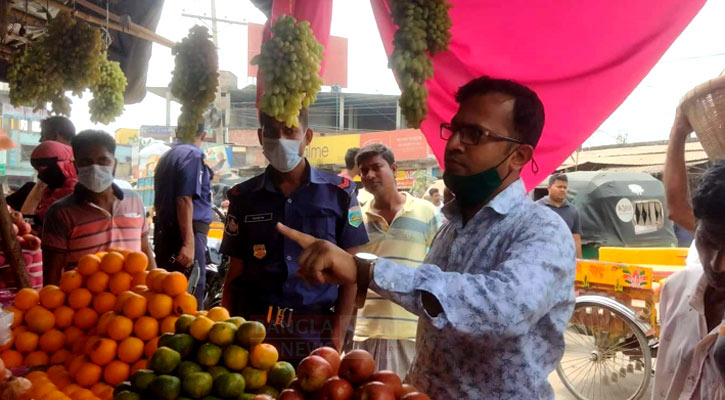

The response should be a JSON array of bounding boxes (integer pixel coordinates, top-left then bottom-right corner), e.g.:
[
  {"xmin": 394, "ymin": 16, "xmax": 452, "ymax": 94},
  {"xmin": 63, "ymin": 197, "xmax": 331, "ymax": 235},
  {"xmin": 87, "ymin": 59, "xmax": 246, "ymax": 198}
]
[{"xmin": 679, "ymin": 75, "xmax": 725, "ymax": 161}]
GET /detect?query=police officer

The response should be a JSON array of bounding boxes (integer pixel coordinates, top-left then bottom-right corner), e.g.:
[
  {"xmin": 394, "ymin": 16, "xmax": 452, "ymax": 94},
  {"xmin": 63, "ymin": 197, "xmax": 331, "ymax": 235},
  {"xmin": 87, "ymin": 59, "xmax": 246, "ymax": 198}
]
[
  {"xmin": 221, "ymin": 110, "xmax": 368, "ymax": 364},
  {"xmin": 154, "ymin": 125, "xmax": 214, "ymax": 306}
]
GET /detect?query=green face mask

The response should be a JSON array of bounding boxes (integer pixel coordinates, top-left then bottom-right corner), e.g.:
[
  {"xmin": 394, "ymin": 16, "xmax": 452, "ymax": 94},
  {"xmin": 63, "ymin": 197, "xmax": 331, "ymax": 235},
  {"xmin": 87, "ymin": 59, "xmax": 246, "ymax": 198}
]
[{"xmin": 443, "ymin": 152, "xmax": 514, "ymax": 206}]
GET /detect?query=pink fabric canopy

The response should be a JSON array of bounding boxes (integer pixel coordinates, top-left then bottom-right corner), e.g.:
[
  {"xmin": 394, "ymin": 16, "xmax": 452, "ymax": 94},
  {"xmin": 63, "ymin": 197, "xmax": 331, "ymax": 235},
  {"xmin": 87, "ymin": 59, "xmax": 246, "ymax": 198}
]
[{"xmin": 370, "ymin": 0, "xmax": 706, "ymax": 189}]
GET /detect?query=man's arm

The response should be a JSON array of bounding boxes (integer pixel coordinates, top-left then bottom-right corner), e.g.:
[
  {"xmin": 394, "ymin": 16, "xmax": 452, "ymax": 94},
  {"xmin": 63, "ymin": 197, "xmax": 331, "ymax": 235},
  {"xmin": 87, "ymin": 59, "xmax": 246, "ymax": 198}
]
[
  {"xmin": 176, "ymin": 196, "xmax": 195, "ymax": 268},
  {"xmin": 221, "ymin": 257, "xmax": 244, "ymax": 311},
  {"xmin": 331, "ymin": 246, "xmax": 363, "ymax": 351},
  {"xmin": 573, "ymin": 234, "xmax": 583, "ymax": 259},
  {"xmin": 42, "ymin": 246, "xmax": 66, "ymax": 285},
  {"xmin": 664, "ymin": 109, "xmax": 696, "ymax": 232},
  {"xmin": 141, "ymin": 233, "xmax": 157, "ymax": 269}
]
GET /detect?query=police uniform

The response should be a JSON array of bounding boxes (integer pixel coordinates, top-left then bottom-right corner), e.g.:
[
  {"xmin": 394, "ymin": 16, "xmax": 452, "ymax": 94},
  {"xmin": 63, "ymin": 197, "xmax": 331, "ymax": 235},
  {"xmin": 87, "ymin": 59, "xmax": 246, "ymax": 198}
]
[{"xmin": 221, "ymin": 164, "xmax": 368, "ymax": 363}]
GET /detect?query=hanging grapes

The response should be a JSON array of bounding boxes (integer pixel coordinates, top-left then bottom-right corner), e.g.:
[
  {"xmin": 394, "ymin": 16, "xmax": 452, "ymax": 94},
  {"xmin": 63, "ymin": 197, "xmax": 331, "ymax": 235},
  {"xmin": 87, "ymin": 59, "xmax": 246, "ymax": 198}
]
[
  {"xmin": 7, "ymin": 11, "xmax": 126, "ymax": 122},
  {"xmin": 252, "ymin": 15, "xmax": 324, "ymax": 128},
  {"xmin": 170, "ymin": 26, "xmax": 220, "ymax": 143},
  {"xmin": 389, "ymin": 0, "xmax": 452, "ymax": 128}
]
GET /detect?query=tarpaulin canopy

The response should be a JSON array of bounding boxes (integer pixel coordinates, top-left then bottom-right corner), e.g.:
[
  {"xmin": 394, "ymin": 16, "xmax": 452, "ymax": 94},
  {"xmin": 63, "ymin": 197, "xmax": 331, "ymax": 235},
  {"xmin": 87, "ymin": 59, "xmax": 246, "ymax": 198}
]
[{"xmin": 370, "ymin": 0, "xmax": 707, "ymax": 189}]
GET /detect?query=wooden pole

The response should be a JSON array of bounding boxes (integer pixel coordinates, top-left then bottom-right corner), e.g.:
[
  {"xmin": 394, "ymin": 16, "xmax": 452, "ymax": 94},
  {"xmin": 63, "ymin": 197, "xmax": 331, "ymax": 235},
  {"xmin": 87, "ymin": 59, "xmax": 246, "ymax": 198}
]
[{"xmin": 0, "ymin": 186, "xmax": 30, "ymax": 288}]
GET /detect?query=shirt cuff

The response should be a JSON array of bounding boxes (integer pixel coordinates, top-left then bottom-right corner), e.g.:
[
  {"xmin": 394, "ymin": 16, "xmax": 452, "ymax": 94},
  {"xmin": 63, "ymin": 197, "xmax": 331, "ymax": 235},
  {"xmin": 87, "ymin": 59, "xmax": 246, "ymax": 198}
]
[{"xmin": 371, "ymin": 258, "xmax": 416, "ymax": 294}]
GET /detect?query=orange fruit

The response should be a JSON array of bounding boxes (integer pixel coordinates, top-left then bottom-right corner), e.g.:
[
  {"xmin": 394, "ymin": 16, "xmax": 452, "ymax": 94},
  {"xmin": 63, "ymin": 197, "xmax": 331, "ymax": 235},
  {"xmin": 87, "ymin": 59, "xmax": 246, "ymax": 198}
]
[
  {"xmin": 70, "ymin": 388, "xmax": 94, "ymax": 400},
  {"xmin": 73, "ymin": 307, "xmax": 98, "ymax": 330},
  {"xmin": 149, "ymin": 272, "xmax": 169, "ymax": 293},
  {"xmin": 103, "ymin": 360, "xmax": 130, "ymax": 386},
  {"xmin": 160, "ymin": 315, "xmax": 178, "ymax": 334},
  {"xmin": 64, "ymin": 326, "xmax": 84, "ymax": 348},
  {"xmin": 148, "ymin": 293, "xmax": 173, "ymax": 319},
  {"xmin": 40, "ymin": 328, "xmax": 65, "ymax": 352},
  {"xmin": 117, "ymin": 337, "xmax": 144, "ymax": 363},
  {"xmin": 31, "ymin": 378, "xmax": 56, "ymax": 398},
  {"xmin": 53, "ymin": 306, "xmax": 75, "ymax": 329},
  {"xmin": 124, "ymin": 252, "xmax": 148, "ymax": 274},
  {"xmin": 100, "ymin": 252, "xmax": 124, "ymax": 274},
  {"xmin": 13, "ymin": 325, "xmax": 28, "ymax": 335},
  {"xmin": 77, "ymin": 255, "xmax": 102, "ymax": 276},
  {"xmin": 26, "ymin": 305, "xmax": 55, "ymax": 333},
  {"xmin": 68, "ymin": 288, "xmax": 93, "ymax": 309},
  {"xmin": 14, "ymin": 288, "xmax": 40, "ymax": 310},
  {"xmin": 121, "ymin": 293, "xmax": 147, "ymax": 319},
  {"xmin": 207, "ymin": 307, "xmax": 231, "ymax": 322},
  {"xmin": 0, "ymin": 349, "xmax": 23, "ymax": 367},
  {"xmin": 24, "ymin": 350, "xmax": 50, "ymax": 367},
  {"xmin": 62, "ymin": 384, "xmax": 82, "ymax": 396},
  {"xmin": 89, "ymin": 338, "xmax": 117, "ymax": 366},
  {"xmin": 40, "ymin": 285, "xmax": 67, "ymax": 309},
  {"xmin": 60, "ymin": 270, "xmax": 84, "ymax": 293},
  {"xmin": 6, "ymin": 306, "xmax": 23, "ymax": 328},
  {"xmin": 133, "ymin": 316, "xmax": 159, "ymax": 341},
  {"xmin": 95, "ymin": 251, "xmax": 107, "ymax": 259},
  {"xmin": 114, "ymin": 291, "xmax": 135, "ymax": 313},
  {"xmin": 90, "ymin": 383, "xmax": 112, "ymax": 397},
  {"xmin": 67, "ymin": 355, "xmax": 87, "ymax": 377},
  {"xmin": 249, "ymin": 343, "xmax": 279, "ymax": 370},
  {"xmin": 96, "ymin": 312, "xmax": 116, "ymax": 336},
  {"xmin": 92, "ymin": 292, "xmax": 116, "ymax": 315},
  {"xmin": 143, "ymin": 336, "xmax": 159, "ymax": 358},
  {"xmin": 173, "ymin": 292, "xmax": 198, "ymax": 315},
  {"xmin": 50, "ymin": 348, "xmax": 72, "ymax": 365},
  {"xmin": 15, "ymin": 330, "xmax": 39, "ymax": 352},
  {"xmin": 107, "ymin": 315, "xmax": 133, "ymax": 341},
  {"xmin": 130, "ymin": 285, "xmax": 148, "ymax": 294},
  {"xmin": 75, "ymin": 363, "xmax": 102, "ymax": 387},
  {"xmin": 131, "ymin": 271, "xmax": 148, "ymax": 286},
  {"xmin": 146, "ymin": 269, "xmax": 166, "ymax": 286},
  {"xmin": 86, "ymin": 271, "xmax": 110, "ymax": 293},
  {"xmin": 163, "ymin": 272, "xmax": 188, "ymax": 297},
  {"xmin": 109, "ymin": 272, "xmax": 133, "ymax": 295},
  {"xmin": 83, "ymin": 335, "xmax": 101, "ymax": 356},
  {"xmin": 130, "ymin": 359, "xmax": 147, "ymax": 374}
]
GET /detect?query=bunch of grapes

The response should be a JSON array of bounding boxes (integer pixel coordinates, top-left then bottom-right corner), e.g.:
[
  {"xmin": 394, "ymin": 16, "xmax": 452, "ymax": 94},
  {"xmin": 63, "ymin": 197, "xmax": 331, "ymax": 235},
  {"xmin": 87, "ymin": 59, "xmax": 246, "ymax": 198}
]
[
  {"xmin": 389, "ymin": 0, "xmax": 452, "ymax": 128},
  {"xmin": 89, "ymin": 57, "xmax": 127, "ymax": 124},
  {"xmin": 252, "ymin": 15, "xmax": 324, "ymax": 128},
  {"xmin": 170, "ymin": 25, "xmax": 219, "ymax": 142}
]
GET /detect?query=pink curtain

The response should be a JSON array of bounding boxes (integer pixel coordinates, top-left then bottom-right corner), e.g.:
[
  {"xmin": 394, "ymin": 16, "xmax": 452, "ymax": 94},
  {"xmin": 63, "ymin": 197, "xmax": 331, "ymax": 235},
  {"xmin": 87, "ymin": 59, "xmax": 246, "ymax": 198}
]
[{"xmin": 371, "ymin": 0, "xmax": 706, "ymax": 189}]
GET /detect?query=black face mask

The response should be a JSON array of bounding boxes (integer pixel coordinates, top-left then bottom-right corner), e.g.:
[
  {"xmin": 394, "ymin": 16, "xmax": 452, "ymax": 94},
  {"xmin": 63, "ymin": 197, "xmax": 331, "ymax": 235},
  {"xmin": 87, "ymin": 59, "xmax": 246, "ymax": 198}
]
[{"xmin": 37, "ymin": 165, "xmax": 66, "ymax": 189}]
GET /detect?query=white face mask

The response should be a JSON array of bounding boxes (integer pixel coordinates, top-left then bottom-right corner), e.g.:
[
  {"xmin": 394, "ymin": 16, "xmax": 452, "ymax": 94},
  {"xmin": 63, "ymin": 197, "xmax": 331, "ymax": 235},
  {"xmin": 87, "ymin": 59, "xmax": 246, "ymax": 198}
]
[
  {"xmin": 263, "ymin": 137, "xmax": 303, "ymax": 173},
  {"xmin": 77, "ymin": 164, "xmax": 114, "ymax": 193}
]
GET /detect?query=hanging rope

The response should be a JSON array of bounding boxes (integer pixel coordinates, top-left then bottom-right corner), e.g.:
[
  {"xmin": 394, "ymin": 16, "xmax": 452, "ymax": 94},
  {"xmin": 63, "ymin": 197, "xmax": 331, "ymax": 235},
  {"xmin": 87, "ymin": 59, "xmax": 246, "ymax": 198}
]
[{"xmin": 100, "ymin": 0, "xmax": 112, "ymax": 48}]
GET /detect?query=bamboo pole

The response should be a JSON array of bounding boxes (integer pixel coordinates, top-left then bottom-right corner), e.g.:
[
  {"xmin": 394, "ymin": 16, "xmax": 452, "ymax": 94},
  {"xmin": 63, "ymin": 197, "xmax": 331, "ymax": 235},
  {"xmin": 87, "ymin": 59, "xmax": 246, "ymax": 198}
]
[
  {"xmin": 0, "ymin": 186, "xmax": 30, "ymax": 289},
  {"xmin": 73, "ymin": 0, "xmax": 169, "ymax": 46}
]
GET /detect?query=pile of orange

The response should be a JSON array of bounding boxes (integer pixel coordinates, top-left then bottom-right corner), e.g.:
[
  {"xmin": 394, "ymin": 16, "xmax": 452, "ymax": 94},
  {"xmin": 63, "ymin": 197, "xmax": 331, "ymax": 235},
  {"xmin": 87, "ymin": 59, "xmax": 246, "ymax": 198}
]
[{"xmin": 26, "ymin": 366, "xmax": 114, "ymax": 400}]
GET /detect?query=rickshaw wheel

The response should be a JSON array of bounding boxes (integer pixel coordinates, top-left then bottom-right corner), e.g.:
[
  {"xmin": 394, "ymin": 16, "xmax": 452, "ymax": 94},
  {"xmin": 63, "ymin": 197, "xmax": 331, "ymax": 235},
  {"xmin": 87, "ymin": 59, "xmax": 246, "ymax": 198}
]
[{"xmin": 557, "ymin": 300, "xmax": 652, "ymax": 400}]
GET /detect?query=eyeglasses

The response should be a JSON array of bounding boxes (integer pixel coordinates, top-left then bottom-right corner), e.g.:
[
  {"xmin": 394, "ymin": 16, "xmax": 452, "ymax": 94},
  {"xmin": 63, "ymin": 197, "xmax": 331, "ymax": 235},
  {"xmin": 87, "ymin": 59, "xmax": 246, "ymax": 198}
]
[{"xmin": 440, "ymin": 122, "xmax": 523, "ymax": 146}]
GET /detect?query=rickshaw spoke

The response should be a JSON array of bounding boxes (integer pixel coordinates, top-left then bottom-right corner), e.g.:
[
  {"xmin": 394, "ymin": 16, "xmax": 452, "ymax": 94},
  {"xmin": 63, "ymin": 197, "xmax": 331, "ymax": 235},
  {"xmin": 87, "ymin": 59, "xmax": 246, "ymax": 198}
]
[{"xmin": 575, "ymin": 358, "xmax": 596, "ymax": 396}]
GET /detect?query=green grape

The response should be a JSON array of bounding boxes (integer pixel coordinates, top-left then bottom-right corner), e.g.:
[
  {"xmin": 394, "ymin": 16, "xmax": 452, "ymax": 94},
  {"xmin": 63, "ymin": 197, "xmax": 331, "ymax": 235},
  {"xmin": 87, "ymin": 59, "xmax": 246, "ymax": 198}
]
[
  {"xmin": 252, "ymin": 15, "xmax": 324, "ymax": 128},
  {"xmin": 89, "ymin": 57, "xmax": 127, "ymax": 124},
  {"xmin": 388, "ymin": 0, "xmax": 452, "ymax": 128},
  {"xmin": 170, "ymin": 26, "xmax": 220, "ymax": 142}
]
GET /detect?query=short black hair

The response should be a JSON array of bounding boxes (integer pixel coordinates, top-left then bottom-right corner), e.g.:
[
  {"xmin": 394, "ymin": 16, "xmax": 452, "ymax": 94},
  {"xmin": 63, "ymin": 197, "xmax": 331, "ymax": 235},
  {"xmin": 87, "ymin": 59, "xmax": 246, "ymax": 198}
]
[
  {"xmin": 41, "ymin": 116, "xmax": 76, "ymax": 142},
  {"xmin": 429, "ymin": 188, "xmax": 439, "ymax": 196},
  {"xmin": 549, "ymin": 173, "xmax": 568, "ymax": 185},
  {"xmin": 455, "ymin": 76, "xmax": 545, "ymax": 147},
  {"xmin": 72, "ymin": 130, "xmax": 116, "ymax": 156},
  {"xmin": 693, "ymin": 161, "xmax": 725, "ymax": 221},
  {"xmin": 356, "ymin": 144, "xmax": 395, "ymax": 167},
  {"xmin": 259, "ymin": 108, "xmax": 309, "ymax": 131},
  {"xmin": 344, "ymin": 148, "xmax": 359, "ymax": 170}
]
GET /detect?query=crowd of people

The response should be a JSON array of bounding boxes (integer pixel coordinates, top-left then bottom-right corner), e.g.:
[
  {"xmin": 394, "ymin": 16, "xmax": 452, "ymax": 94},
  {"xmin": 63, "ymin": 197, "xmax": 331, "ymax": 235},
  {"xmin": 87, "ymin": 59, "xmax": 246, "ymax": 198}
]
[{"xmin": 5, "ymin": 74, "xmax": 724, "ymax": 399}]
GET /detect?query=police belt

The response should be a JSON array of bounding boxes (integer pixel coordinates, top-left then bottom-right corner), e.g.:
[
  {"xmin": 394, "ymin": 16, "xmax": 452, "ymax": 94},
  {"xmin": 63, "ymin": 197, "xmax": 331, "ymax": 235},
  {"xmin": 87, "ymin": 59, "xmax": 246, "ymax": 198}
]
[{"xmin": 243, "ymin": 303, "xmax": 334, "ymax": 330}]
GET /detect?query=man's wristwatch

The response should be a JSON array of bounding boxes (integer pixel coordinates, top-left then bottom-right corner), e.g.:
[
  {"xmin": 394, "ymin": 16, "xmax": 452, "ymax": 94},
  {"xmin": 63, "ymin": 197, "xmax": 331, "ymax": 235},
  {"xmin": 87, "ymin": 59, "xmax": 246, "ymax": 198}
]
[{"xmin": 354, "ymin": 253, "xmax": 378, "ymax": 309}]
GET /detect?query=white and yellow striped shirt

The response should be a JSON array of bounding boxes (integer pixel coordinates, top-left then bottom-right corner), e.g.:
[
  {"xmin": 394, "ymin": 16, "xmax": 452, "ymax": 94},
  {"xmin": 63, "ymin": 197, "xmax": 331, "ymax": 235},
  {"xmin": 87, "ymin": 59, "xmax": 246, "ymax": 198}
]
[{"xmin": 354, "ymin": 192, "xmax": 441, "ymax": 341}]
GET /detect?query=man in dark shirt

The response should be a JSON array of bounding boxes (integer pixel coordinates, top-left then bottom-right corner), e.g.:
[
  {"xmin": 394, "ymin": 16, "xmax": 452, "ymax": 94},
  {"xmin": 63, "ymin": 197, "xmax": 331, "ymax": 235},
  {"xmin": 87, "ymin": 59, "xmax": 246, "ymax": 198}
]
[
  {"xmin": 537, "ymin": 174, "xmax": 582, "ymax": 258},
  {"xmin": 154, "ymin": 125, "xmax": 213, "ymax": 305}
]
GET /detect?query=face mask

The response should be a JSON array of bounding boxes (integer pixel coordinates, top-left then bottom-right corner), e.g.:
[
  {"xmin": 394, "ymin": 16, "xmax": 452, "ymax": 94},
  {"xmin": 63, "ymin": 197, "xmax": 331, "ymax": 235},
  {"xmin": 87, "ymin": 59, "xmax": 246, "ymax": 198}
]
[
  {"xmin": 263, "ymin": 137, "xmax": 303, "ymax": 173},
  {"xmin": 77, "ymin": 165, "xmax": 114, "ymax": 193},
  {"xmin": 443, "ymin": 151, "xmax": 514, "ymax": 206},
  {"xmin": 38, "ymin": 165, "xmax": 66, "ymax": 189}
]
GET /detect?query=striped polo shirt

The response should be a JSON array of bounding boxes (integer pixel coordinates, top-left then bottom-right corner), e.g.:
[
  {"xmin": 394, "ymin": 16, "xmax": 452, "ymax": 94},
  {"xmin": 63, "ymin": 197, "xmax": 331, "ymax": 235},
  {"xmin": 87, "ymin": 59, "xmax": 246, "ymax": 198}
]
[
  {"xmin": 42, "ymin": 184, "xmax": 148, "ymax": 267},
  {"xmin": 354, "ymin": 192, "xmax": 441, "ymax": 341}
]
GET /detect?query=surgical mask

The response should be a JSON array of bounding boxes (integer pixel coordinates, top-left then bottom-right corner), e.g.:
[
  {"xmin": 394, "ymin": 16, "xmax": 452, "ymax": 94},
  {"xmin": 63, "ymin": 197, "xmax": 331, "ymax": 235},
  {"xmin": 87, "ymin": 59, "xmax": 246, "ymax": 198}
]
[
  {"xmin": 77, "ymin": 164, "xmax": 114, "ymax": 193},
  {"xmin": 443, "ymin": 152, "xmax": 514, "ymax": 206},
  {"xmin": 263, "ymin": 137, "xmax": 303, "ymax": 172},
  {"xmin": 38, "ymin": 165, "xmax": 66, "ymax": 189}
]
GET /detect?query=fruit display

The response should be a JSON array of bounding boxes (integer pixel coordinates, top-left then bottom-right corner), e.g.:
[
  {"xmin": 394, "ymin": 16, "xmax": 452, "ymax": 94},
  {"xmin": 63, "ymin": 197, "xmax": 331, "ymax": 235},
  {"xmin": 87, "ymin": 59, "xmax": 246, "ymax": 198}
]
[
  {"xmin": 388, "ymin": 0, "xmax": 452, "ymax": 128},
  {"xmin": 169, "ymin": 25, "xmax": 219, "ymax": 143},
  {"xmin": 279, "ymin": 348, "xmax": 430, "ymax": 400},
  {"xmin": 118, "ymin": 308, "xmax": 295, "ymax": 400},
  {"xmin": 251, "ymin": 15, "xmax": 324, "ymax": 128},
  {"xmin": 0, "ymin": 206, "xmax": 41, "ymax": 251},
  {"xmin": 7, "ymin": 11, "xmax": 126, "ymax": 122},
  {"xmin": 0, "ymin": 207, "xmax": 43, "ymax": 302},
  {"xmin": 0, "ymin": 358, "xmax": 31, "ymax": 400}
]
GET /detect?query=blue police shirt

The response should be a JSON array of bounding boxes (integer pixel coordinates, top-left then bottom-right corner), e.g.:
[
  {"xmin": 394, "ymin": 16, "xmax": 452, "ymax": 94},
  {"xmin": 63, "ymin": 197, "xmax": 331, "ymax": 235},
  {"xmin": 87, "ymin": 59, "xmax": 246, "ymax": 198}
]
[
  {"xmin": 220, "ymin": 163, "xmax": 369, "ymax": 310},
  {"xmin": 154, "ymin": 143, "xmax": 213, "ymax": 225}
]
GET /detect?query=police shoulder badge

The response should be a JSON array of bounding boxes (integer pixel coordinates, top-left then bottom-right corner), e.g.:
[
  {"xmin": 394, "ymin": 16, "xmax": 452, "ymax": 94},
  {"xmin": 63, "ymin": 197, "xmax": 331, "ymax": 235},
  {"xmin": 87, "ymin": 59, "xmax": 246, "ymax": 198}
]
[
  {"xmin": 253, "ymin": 244, "xmax": 267, "ymax": 259},
  {"xmin": 348, "ymin": 205, "xmax": 363, "ymax": 228},
  {"xmin": 224, "ymin": 215, "xmax": 239, "ymax": 236}
]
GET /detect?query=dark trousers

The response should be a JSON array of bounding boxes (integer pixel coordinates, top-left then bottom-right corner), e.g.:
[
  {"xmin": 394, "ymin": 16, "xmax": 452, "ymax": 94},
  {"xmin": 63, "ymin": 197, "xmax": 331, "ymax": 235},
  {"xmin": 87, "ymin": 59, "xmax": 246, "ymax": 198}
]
[{"xmin": 155, "ymin": 230, "xmax": 208, "ymax": 308}]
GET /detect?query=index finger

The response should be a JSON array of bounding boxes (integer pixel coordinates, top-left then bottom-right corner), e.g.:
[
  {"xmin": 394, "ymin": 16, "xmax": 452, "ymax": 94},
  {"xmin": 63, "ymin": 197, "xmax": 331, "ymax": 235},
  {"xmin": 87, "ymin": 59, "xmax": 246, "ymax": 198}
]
[{"xmin": 277, "ymin": 222, "xmax": 316, "ymax": 248}]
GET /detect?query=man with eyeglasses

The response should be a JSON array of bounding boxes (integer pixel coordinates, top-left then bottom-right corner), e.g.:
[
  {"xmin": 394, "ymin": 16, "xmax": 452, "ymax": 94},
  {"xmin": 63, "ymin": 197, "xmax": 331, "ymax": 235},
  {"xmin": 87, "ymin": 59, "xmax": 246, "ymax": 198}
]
[{"xmin": 275, "ymin": 76, "xmax": 576, "ymax": 399}]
